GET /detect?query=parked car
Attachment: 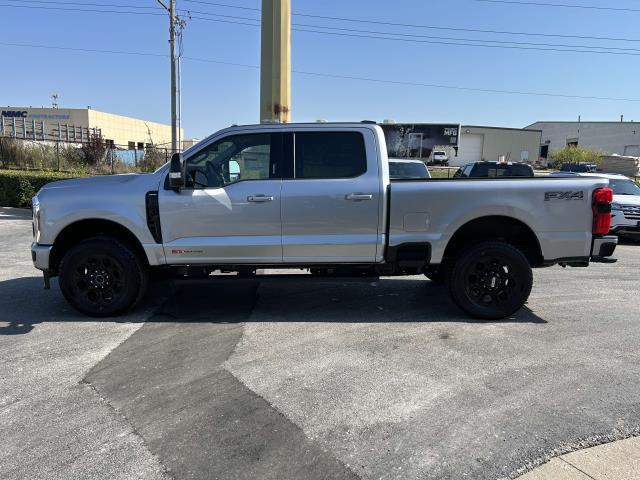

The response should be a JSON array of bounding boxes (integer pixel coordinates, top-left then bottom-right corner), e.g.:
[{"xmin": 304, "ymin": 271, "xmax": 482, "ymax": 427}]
[
  {"xmin": 551, "ymin": 172, "xmax": 640, "ymax": 239},
  {"xmin": 430, "ymin": 150, "xmax": 449, "ymax": 166},
  {"xmin": 560, "ymin": 163, "xmax": 597, "ymax": 173},
  {"xmin": 453, "ymin": 161, "xmax": 534, "ymax": 178},
  {"xmin": 31, "ymin": 122, "xmax": 616, "ymax": 320},
  {"xmin": 388, "ymin": 159, "xmax": 431, "ymax": 179}
]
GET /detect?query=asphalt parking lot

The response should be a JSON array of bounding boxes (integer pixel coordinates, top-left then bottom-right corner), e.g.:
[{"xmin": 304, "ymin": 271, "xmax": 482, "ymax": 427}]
[{"xmin": 1, "ymin": 207, "xmax": 639, "ymax": 480}]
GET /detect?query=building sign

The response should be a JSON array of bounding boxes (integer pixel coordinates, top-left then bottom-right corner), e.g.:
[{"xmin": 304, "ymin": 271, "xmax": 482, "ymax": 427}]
[
  {"xmin": 1, "ymin": 111, "xmax": 27, "ymax": 118},
  {"xmin": 1, "ymin": 110, "xmax": 71, "ymax": 120},
  {"xmin": 380, "ymin": 123, "xmax": 460, "ymax": 159}
]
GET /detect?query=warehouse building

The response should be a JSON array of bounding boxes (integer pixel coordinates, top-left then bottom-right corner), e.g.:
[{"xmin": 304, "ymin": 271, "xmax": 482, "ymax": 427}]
[
  {"xmin": 526, "ymin": 120, "xmax": 640, "ymax": 160},
  {"xmin": 380, "ymin": 122, "xmax": 541, "ymax": 167},
  {"xmin": 455, "ymin": 125, "xmax": 542, "ymax": 167},
  {"xmin": 0, "ymin": 106, "xmax": 189, "ymax": 150}
]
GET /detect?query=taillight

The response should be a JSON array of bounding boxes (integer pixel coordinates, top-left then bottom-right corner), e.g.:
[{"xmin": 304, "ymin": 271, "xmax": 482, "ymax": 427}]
[{"xmin": 592, "ymin": 187, "xmax": 613, "ymax": 235}]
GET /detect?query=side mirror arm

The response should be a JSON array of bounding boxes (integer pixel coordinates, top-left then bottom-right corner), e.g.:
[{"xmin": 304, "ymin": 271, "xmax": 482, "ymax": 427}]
[{"xmin": 169, "ymin": 153, "xmax": 184, "ymax": 191}]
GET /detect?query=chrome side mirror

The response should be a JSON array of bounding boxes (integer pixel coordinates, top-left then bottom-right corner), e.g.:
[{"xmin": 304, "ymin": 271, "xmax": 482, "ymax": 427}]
[{"xmin": 169, "ymin": 153, "xmax": 184, "ymax": 191}]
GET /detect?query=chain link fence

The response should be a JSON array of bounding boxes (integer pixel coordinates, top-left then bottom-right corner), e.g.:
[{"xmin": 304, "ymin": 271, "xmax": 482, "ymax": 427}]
[{"xmin": 0, "ymin": 135, "xmax": 172, "ymax": 174}]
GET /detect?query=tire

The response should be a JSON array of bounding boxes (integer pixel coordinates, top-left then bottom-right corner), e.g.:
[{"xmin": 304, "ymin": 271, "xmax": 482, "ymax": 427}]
[
  {"xmin": 447, "ymin": 241, "xmax": 532, "ymax": 320},
  {"xmin": 424, "ymin": 266, "xmax": 446, "ymax": 284},
  {"xmin": 59, "ymin": 237, "xmax": 148, "ymax": 317}
]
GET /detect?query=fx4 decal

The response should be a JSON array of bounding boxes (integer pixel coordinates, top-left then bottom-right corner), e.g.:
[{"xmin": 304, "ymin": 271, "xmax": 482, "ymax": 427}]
[{"xmin": 545, "ymin": 191, "xmax": 584, "ymax": 201}]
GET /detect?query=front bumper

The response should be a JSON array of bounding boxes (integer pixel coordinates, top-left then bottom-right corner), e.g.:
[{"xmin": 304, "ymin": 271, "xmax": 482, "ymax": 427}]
[
  {"xmin": 591, "ymin": 235, "xmax": 618, "ymax": 262},
  {"xmin": 31, "ymin": 243, "xmax": 53, "ymax": 271}
]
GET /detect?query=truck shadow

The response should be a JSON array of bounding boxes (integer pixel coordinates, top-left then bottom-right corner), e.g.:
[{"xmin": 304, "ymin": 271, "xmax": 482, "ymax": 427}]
[{"xmin": 0, "ymin": 275, "xmax": 546, "ymax": 335}]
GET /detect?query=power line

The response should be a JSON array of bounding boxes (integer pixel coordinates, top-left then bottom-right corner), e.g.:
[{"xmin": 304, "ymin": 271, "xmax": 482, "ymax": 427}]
[
  {"xmin": 0, "ymin": 41, "xmax": 167, "ymax": 57},
  {"xmin": 2, "ymin": 41, "xmax": 640, "ymax": 103},
  {"xmin": 0, "ymin": 3, "xmax": 164, "ymax": 16},
  {"xmin": 181, "ymin": 9, "xmax": 640, "ymax": 53},
  {"xmin": 9, "ymin": 0, "xmax": 640, "ymax": 45},
  {"xmin": 5, "ymin": 0, "xmax": 162, "ymax": 9},
  {"xmin": 178, "ymin": 13, "xmax": 640, "ymax": 57},
  {"xmin": 470, "ymin": 0, "xmax": 640, "ymax": 13},
  {"xmin": 182, "ymin": 0, "xmax": 640, "ymax": 43},
  {"xmin": 4, "ymin": 3, "xmax": 640, "ymax": 57}
]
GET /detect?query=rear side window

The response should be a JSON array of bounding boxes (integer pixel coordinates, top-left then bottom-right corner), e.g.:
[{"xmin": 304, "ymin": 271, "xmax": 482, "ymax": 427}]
[
  {"xmin": 507, "ymin": 164, "xmax": 533, "ymax": 176},
  {"xmin": 294, "ymin": 132, "xmax": 367, "ymax": 179}
]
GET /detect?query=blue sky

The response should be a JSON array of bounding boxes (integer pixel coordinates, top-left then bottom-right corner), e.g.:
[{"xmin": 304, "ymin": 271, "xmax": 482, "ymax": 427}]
[{"xmin": 2, "ymin": 0, "xmax": 640, "ymax": 139}]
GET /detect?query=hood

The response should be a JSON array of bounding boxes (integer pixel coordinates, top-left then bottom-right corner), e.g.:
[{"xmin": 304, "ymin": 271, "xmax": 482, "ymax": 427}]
[
  {"xmin": 613, "ymin": 194, "xmax": 640, "ymax": 206},
  {"xmin": 41, "ymin": 173, "xmax": 146, "ymax": 191}
]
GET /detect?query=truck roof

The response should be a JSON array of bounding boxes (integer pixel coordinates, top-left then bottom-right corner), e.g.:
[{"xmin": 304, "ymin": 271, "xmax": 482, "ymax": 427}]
[{"xmin": 188, "ymin": 122, "xmax": 383, "ymax": 155}]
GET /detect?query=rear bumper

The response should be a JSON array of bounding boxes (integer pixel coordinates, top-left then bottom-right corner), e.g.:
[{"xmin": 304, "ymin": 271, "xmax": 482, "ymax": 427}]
[
  {"xmin": 31, "ymin": 243, "xmax": 52, "ymax": 271},
  {"xmin": 591, "ymin": 235, "xmax": 618, "ymax": 262}
]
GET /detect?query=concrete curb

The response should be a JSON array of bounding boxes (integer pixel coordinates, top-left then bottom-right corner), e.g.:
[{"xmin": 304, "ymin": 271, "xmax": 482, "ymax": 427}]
[{"xmin": 512, "ymin": 436, "xmax": 640, "ymax": 479}]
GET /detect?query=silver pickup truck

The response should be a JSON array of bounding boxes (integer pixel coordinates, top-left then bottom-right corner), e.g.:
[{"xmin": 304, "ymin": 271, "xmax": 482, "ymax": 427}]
[{"xmin": 31, "ymin": 122, "xmax": 617, "ymax": 319}]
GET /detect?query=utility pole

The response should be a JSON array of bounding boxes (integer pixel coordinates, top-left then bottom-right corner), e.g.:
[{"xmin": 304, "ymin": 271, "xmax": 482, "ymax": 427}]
[
  {"xmin": 158, "ymin": 0, "xmax": 179, "ymax": 153},
  {"xmin": 260, "ymin": 0, "xmax": 291, "ymax": 123}
]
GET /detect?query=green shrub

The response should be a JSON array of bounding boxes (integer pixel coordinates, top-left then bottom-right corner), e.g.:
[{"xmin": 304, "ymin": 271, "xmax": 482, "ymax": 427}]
[
  {"xmin": 549, "ymin": 146, "xmax": 604, "ymax": 169},
  {"xmin": 0, "ymin": 169, "xmax": 78, "ymax": 208}
]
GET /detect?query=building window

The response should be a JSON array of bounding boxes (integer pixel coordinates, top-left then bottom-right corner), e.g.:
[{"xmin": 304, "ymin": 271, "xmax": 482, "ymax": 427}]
[
  {"xmin": 567, "ymin": 138, "xmax": 578, "ymax": 147},
  {"xmin": 105, "ymin": 139, "xmax": 115, "ymax": 149},
  {"xmin": 520, "ymin": 150, "xmax": 529, "ymax": 162},
  {"xmin": 137, "ymin": 142, "xmax": 144, "ymax": 150},
  {"xmin": 128, "ymin": 141, "xmax": 135, "ymax": 150}
]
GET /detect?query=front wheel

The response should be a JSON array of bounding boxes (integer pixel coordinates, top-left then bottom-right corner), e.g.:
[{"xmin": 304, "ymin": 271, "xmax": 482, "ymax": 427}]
[
  {"xmin": 447, "ymin": 241, "xmax": 532, "ymax": 320},
  {"xmin": 59, "ymin": 237, "xmax": 148, "ymax": 317}
]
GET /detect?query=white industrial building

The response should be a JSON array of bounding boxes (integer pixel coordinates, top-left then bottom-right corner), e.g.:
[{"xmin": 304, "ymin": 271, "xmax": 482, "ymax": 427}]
[
  {"xmin": 379, "ymin": 122, "xmax": 542, "ymax": 167},
  {"xmin": 454, "ymin": 125, "xmax": 542, "ymax": 167},
  {"xmin": 526, "ymin": 121, "xmax": 640, "ymax": 160}
]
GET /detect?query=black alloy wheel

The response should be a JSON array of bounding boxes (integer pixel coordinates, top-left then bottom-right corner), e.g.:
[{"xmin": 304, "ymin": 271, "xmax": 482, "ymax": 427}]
[
  {"xmin": 59, "ymin": 237, "xmax": 147, "ymax": 317},
  {"xmin": 447, "ymin": 241, "xmax": 533, "ymax": 319}
]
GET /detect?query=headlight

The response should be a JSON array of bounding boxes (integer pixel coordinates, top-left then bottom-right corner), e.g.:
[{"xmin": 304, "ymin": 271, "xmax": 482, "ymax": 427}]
[
  {"xmin": 611, "ymin": 202, "xmax": 623, "ymax": 211},
  {"xmin": 32, "ymin": 198, "xmax": 40, "ymax": 241}
]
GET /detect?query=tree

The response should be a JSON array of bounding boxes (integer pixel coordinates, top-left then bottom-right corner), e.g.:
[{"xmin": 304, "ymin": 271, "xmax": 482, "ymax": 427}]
[
  {"xmin": 80, "ymin": 133, "xmax": 107, "ymax": 167},
  {"xmin": 550, "ymin": 145, "xmax": 603, "ymax": 169}
]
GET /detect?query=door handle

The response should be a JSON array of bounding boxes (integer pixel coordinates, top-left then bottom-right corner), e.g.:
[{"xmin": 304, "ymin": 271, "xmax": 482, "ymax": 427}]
[
  {"xmin": 247, "ymin": 195, "xmax": 274, "ymax": 203},
  {"xmin": 345, "ymin": 193, "xmax": 373, "ymax": 201}
]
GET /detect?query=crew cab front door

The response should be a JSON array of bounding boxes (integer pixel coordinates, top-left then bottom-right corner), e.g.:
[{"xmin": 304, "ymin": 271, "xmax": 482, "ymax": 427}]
[{"xmin": 159, "ymin": 132, "xmax": 285, "ymax": 264}]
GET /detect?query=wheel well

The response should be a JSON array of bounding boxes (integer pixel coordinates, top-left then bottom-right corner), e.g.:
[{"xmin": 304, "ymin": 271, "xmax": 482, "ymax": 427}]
[
  {"xmin": 442, "ymin": 216, "xmax": 543, "ymax": 267},
  {"xmin": 50, "ymin": 219, "xmax": 148, "ymax": 274}
]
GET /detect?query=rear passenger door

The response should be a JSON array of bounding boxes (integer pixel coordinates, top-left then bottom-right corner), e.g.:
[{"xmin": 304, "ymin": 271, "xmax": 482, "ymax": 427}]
[{"xmin": 280, "ymin": 129, "xmax": 383, "ymax": 263}]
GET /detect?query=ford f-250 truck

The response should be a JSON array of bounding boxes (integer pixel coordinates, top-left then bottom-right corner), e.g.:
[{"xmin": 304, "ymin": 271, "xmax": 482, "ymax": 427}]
[{"xmin": 31, "ymin": 122, "xmax": 617, "ymax": 319}]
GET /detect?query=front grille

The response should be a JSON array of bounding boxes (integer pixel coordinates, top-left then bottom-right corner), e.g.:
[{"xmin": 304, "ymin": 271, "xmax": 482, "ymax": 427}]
[{"xmin": 622, "ymin": 204, "xmax": 640, "ymax": 220}]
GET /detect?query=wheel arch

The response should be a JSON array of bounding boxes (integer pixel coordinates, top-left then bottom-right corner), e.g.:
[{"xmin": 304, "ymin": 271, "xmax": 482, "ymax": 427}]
[
  {"xmin": 442, "ymin": 215, "xmax": 543, "ymax": 267},
  {"xmin": 50, "ymin": 218, "xmax": 148, "ymax": 275}
]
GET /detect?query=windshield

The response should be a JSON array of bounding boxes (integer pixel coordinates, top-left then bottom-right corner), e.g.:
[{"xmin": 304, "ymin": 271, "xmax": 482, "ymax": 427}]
[
  {"xmin": 609, "ymin": 179, "xmax": 640, "ymax": 195},
  {"xmin": 389, "ymin": 162, "xmax": 429, "ymax": 179}
]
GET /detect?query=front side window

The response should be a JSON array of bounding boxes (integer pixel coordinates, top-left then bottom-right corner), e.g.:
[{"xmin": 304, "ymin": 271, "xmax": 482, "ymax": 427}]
[
  {"xmin": 295, "ymin": 132, "xmax": 366, "ymax": 179},
  {"xmin": 184, "ymin": 133, "xmax": 275, "ymax": 189}
]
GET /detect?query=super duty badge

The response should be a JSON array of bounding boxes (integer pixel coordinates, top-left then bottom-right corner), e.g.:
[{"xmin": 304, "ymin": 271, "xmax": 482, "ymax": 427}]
[{"xmin": 545, "ymin": 191, "xmax": 584, "ymax": 201}]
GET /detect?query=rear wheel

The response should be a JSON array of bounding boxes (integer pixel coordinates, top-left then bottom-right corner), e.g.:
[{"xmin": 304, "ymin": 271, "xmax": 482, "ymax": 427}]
[
  {"xmin": 447, "ymin": 241, "xmax": 532, "ymax": 319},
  {"xmin": 59, "ymin": 237, "xmax": 148, "ymax": 317}
]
